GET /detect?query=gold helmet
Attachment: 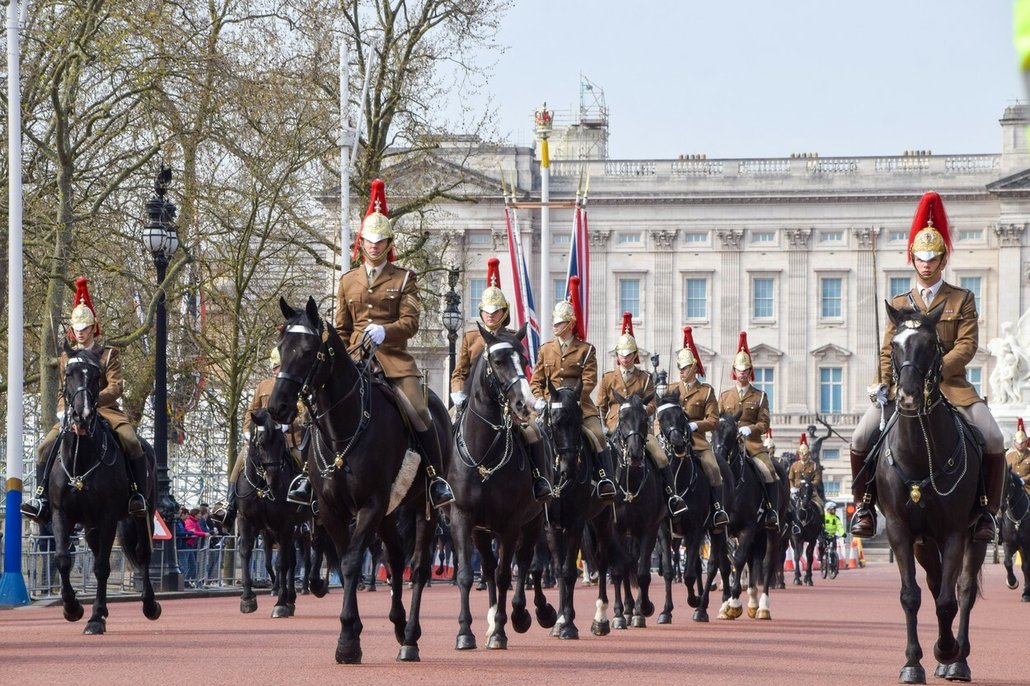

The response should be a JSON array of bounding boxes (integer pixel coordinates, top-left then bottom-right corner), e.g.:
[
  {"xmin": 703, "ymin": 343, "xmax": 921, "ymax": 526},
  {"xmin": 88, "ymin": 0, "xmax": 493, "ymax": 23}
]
[
  {"xmin": 797, "ymin": 432, "xmax": 811, "ymax": 457},
  {"xmin": 1016, "ymin": 417, "xmax": 1027, "ymax": 445},
  {"xmin": 732, "ymin": 331, "xmax": 753, "ymax": 373},
  {"xmin": 270, "ymin": 346, "xmax": 281, "ymax": 370},
  {"xmin": 69, "ymin": 277, "xmax": 100, "ymax": 335},
  {"xmin": 676, "ymin": 326, "xmax": 705, "ymax": 376},
  {"xmin": 553, "ymin": 275, "xmax": 584, "ymax": 339},
  {"xmin": 352, "ymin": 179, "xmax": 396, "ymax": 262},
  {"xmin": 479, "ymin": 257, "xmax": 510, "ymax": 326},
  {"xmin": 907, "ymin": 191, "xmax": 952, "ymax": 263},
  {"xmin": 615, "ymin": 311, "xmax": 638, "ymax": 358}
]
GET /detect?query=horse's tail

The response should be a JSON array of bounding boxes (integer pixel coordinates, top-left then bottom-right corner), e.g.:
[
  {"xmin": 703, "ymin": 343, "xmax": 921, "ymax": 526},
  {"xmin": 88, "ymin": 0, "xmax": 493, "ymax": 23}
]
[{"xmin": 117, "ymin": 516, "xmax": 152, "ymax": 572}]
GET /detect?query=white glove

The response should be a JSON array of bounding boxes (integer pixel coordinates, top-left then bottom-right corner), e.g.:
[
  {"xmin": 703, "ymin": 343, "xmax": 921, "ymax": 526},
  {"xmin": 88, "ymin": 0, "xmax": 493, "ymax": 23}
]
[
  {"xmin": 243, "ymin": 431, "xmax": 251, "ymax": 441},
  {"xmin": 790, "ymin": 487, "xmax": 799, "ymax": 496},
  {"xmin": 450, "ymin": 391, "xmax": 468, "ymax": 408},
  {"xmin": 739, "ymin": 426, "xmax": 752, "ymax": 437},
  {"xmin": 688, "ymin": 422, "xmax": 698, "ymax": 432},
  {"xmin": 365, "ymin": 323, "xmax": 386, "ymax": 346},
  {"xmin": 868, "ymin": 383, "xmax": 888, "ymax": 407},
  {"xmin": 280, "ymin": 424, "xmax": 290, "ymax": 433},
  {"xmin": 602, "ymin": 425, "xmax": 610, "ymax": 436},
  {"xmin": 534, "ymin": 398, "xmax": 547, "ymax": 413}
]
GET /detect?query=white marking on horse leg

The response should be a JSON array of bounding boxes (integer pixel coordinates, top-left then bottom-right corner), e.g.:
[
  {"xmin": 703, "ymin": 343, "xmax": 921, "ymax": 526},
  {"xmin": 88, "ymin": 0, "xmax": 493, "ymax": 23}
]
[
  {"xmin": 594, "ymin": 598, "xmax": 608, "ymax": 623},
  {"xmin": 485, "ymin": 604, "xmax": 497, "ymax": 639},
  {"xmin": 759, "ymin": 593, "xmax": 770, "ymax": 611},
  {"xmin": 555, "ymin": 613, "xmax": 566, "ymax": 627},
  {"xmin": 728, "ymin": 597, "xmax": 742, "ymax": 610},
  {"xmin": 747, "ymin": 585, "xmax": 758, "ymax": 610}
]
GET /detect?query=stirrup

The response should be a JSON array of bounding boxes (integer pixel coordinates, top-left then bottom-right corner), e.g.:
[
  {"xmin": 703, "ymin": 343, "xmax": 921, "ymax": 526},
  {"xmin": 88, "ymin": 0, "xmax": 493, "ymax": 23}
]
[
  {"xmin": 850, "ymin": 504, "xmax": 876, "ymax": 538},
  {"xmin": 429, "ymin": 476, "xmax": 454, "ymax": 509},
  {"xmin": 287, "ymin": 474, "xmax": 312, "ymax": 505},
  {"xmin": 595, "ymin": 477, "xmax": 616, "ymax": 501},
  {"xmin": 667, "ymin": 495, "xmax": 688, "ymax": 517},
  {"xmin": 711, "ymin": 506, "xmax": 729, "ymax": 534},
  {"xmin": 127, "ymin": 493, "xmax": 147, "ymax": 517},
  {"xmin": 533, "ymin": 477, "xmax": 553, "ymax": 502},
  {"xmin": 972, "ymin": 511, "xmax": 997, "ymax": 542},
  {"xmin": 21, "ymin": 497, "xmax": 49, "ymax": 522}
]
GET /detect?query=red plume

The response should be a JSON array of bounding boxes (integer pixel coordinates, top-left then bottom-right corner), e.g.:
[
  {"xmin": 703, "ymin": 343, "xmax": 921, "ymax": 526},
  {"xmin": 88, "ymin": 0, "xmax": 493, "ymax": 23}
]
[
  {"xmin": 620, "ymin": 311, "xmax": 634, "ymax": 337},
  {"xmin": 737, "ymin": 331, "xmax": 750, "ymax": 356},
  {"xmin": 352, "ymin": 178, "xmax": 396, "ymax": 263},
  {"xmin": 906, "ymin": 191, "xmax": 951, "ymax": 264},
  {"xmin": 799, "ymin": 433, "xmax": 809, "ymax": 448},
  {"xmin": 486, "ymin": 257, "xmax": 502, "ymax": 288},
  {"xmin": 72, "ymin": 276, "xmax": 100, "ymax": 337},
  {"xmin": 568, "ymin": 275, "xmax": 585, "ymax": 340},
  {"xmin": 765, "ymin": 428, "xmax": 773, "ymax": 439},
  {"xmin": 682, "ymin": 326, "xmax": 705, "ymax": 378},
  {"xmin": 1019, "ymin": 417, "xmax": 1026, "ymax": 434}
]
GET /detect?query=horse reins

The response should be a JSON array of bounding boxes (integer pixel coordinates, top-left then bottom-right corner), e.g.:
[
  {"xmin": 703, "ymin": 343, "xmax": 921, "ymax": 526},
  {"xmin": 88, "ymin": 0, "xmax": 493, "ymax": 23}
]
[
  {"xmin": 60, "ymin": 355, "xmax": 114, "ymax": 490},
  {"xmin": 454, "ymin": 344, "xmax": 522, "ymax": 481}
]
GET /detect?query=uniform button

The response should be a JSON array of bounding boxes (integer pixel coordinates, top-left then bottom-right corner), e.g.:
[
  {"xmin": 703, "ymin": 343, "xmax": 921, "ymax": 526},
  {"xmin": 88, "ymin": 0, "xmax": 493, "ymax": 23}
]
[{"xmin": 368, "ymin": 288, "xmax": 373, "ymax": 294}]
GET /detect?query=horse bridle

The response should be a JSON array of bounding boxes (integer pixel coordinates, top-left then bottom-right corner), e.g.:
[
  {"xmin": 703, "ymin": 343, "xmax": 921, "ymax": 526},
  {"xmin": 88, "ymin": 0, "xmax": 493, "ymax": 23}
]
[
  {"xmin": 1004, "ymin": 478, "xmax": 1030, "ymax": 530},
  {"xmin": 242, "ymin": 425, "xmax": 290, "ymax": 501},
  {"xmin": 542, "ymin": 392, "xmax": 583, "ymax": 495},
  {"xmin": 611, "ymin": 403, "xmax": 647, "ymax": 466},
  {"xmin": 276, "ymin": 322, "xmax": 336, "ymax": 397},
  {"xmin": 891, "ymin": 320, "xmax": 945, "ymax": 417},
  {"xmin": 655, "ymin": 402, "xmax": 688, "ymax": 458},
  {"xmin": 65, "ymin": 355, "xmax": 102, "ymax": 437},
  {"xmin": 60, "ymin": 354, "xmax": 113, "ymax": 489}
]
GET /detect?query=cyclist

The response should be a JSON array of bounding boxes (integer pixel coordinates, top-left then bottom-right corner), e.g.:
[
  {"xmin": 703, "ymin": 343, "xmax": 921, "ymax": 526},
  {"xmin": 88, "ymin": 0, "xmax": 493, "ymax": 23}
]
[{"xmin": 822, "ymin": 501, "xmax": 846, "ymax": 574}]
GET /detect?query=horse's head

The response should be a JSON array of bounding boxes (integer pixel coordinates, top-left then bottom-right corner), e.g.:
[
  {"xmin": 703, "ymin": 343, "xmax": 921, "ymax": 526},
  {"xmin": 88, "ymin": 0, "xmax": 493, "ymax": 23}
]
[
  {"xmin": 887, "ymin": 302, "xmax": 944, "ymax": 413},
  {"xmin": 63, "ymin": 342, "xmax": 102, "ymax": 436},
  {"xmin": 1005, "ymin": 468, "xmax": 1026, "ymax": 511},
  {"xmin": 655, "ymin": 388, "xmax": 691, "ymax": 458},
  {"xmin": 711, "ymin": 409, "xmax": 743, "ymax": 467},
  {"xmin": 610, "ymin": 389, "xmax": 652, "ymax": 467},
  {"xmin": 248, "ymin": 408, "xmax": 289, "ymax": 475},
  {"xmin": 544, "ymin": 379, "xmax": 584, "ymax": 471},
  {"xmin": 797, "ymin": 474, "xmax": 813, "ymax": 506},
  {"xmin": 269, "ymin": 296, "xmax": 328, "ymax": 424},
  {"xmin": 477, "ymin": 322, "xmax": 535, "ymax": 422}
]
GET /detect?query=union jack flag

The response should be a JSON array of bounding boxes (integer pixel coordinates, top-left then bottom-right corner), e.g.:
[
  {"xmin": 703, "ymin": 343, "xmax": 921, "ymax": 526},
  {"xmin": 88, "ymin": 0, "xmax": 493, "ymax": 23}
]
[
  {"xmin": 564, "ymin": 204, "xmax": 590, "ymax": 337},
  {"xmin": 504, "ymin": 206, "xmax": 540, "ymax": 367}
]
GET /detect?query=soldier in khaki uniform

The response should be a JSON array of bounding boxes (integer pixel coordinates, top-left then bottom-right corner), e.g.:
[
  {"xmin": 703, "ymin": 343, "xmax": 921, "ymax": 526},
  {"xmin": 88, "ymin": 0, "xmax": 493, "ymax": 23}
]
[
  {"xmin": 450, "ymin": 257, "xmax": 551, "ymax": 501},
  {"xmin": 668, "ymin": 326, "xmax": 728, "ymax": 533},
  {"xmin": 325, "ymin": 178, "xmax": 452, "ymax": 508},
  {"xmin": 788, "ymin": 433, "xmax": 824, "ymax": 512},
  {"xmin": 718, "ymin": 331, "xmax": 780, "ymax": 530},
  {"xmin": 849, "ymin": 191, "xmax": 1005, "ymax": 540},
  {"xmin": 530, "ymin": 277, "xmax": 615, "ymax": 500},
  {"xmin": 22, "ymin": 278, "xmax": 148, "ymax": 522},
  {"xmin": 596, "ymin": 313, "xmax": 687, "ymax": 515},
  {"xmin": 1006, "ymin": 418, "xmax": 1030, "ymax": 497}
]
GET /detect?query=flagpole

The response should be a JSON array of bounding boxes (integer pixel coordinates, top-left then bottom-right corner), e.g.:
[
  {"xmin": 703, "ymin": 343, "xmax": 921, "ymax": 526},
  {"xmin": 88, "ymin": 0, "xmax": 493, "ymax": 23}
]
[
  {"xmin": 339, "ymin": 40, "xmax": 352, "ymax": 273},
  {"xmin": 1, "ymin": 0, "xmax": 30, "ymax": 607},
  {"xmin": 535, "ymin": 104, "xmax": 553, "ymax": 340}
]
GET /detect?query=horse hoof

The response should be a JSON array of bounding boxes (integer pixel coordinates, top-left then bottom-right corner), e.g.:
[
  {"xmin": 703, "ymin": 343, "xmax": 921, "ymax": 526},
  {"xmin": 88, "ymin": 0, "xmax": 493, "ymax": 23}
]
[
  {"xmin": 558, "ymin": 624, "xmax": 579, "ymax": 640},
  {"xmin": 591, "ymin": 620, "xmax": 610, "ymax": 636},
  {"xmin": 455, "ymin": 635, "xmax": 477, "ymax": 650},
  {"xmin": 335, "ymin": 642, "xmax": 362, "ymax": 664},
  {"xmin": 716, "ymin": 611, "xmax": 733, "ymax": 620},
  {"xmin": 288, "ymin": 604, "xmax": 296, "ymax": 617},
  {"xmin": 396, "ymin": 645, "xmax": 420, "ymax": 662},
  {"xmin": 774, "ymin": 582, "xmax": 786, "ymax": 590},
  {"xmin": 240, "ymin": 597, "xmax": 258, "ymax": 614},
  {"xmin": 898, "ymin": 665, "xmax": 926, "ymax": 684},
  {"xmin": 511, "ymin": 608, "xmax": 532, "ymax": 634},
  {"xmin": 271, "ymin": 605, "xmax": 290, "ymax": 618},
  {"xmin": 486, "ymin": 634, "xmax": 508, "ymax": 650},
  {"xmin": 945, "ymin": 660, "xmax": 971, "ymax": 682},
  {"xmin": 64, "ymin": 602, "xmax": 84, "ymax": 623},
  {"xmin": 536, "ymin": 604, "xmax": 557, "ymax": 629},
  {"xmin": 934, "ymin": 663, "xmax": 948, "ymax": 679},
  {"xmin": 793, "ymin": 578, "xmax": 802, "ymax": 586},
  {"xmin": 1006, "ymin": 575, "xmax": 1018, "ymax": 590},
  {"xmin": 692, "ymin": 609, "xmax": 709, "ymax": 623},
  {"xmin": 631, "ymin": 615, "xmax": 646, "ymax": 628},
  {"xmin": 612, "ymin": 616, "xmax": 627, "ymax": 630},
  {"xmin": 657, "ymin": 613, "xmax": 672, "ymax": 625},
  {"xmin": 145, "ymin": 602, "xmax": 162, "ymax": 621},
  {"xmin": 83, "ymin": 619, "xmax": 106, "ymax": 635},
  {"xmin": 725, "ymin": 606, "xmax": 743, "ymax": 620},
  {"xmin": 805, "ymin": 579, "xmax": 814, "ymax": 587},
  {"xmin": 310, "ymin": 579, "xmax": 329, "ymax": 598},
  {"xmin": 756, "ymin": 609, "xmax": 771, "ymax": 620},
  {"xmin": 746, "ymin": 606, "xmax": 757, "ymax": 619},
  {"xmin": 1022, "ymin": 594, "xmax": 1030, "ymax": 603}
]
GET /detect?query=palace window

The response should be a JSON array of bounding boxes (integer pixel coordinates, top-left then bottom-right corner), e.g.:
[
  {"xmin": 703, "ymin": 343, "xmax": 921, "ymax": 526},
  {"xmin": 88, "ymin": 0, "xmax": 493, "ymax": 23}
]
[
  {"xmin": 959, "ymin": 276, "xmax": 982, "ymax": 307},
  {"xmin": 753, "ymin": 367, "xmax": 774, "ymax": 412},
  {"xmin": 752, "ymin": 231, "xmax": 775, "ymax": 244},
  {"xmin": 469, "ymin": 278, "xmax": 486, "ymax": 309},
  {"xmin": 684, "ymin": 231, "xmax": 708, "ymax": 244},
  {"xmin": 819, "ymin": 367, "xmax": 843, "ymax": 414},
  {"xmin": 820, "ymin": 277, "xmax": 842, "ymax": 318},
  {"xmin": 619, "ymin": 278, "xmax": 641, "ymax": 318},
  {"xmin": 685, "ymin": 277, "xmax": 707, "ymax": 319},
  {"xmin": 752, "ymin": 278, "xmax": 774, "ymax": 319},
  {"xmin": 967, "ymin": 367, "xmax": 983, "ymax": 397},
  {"xmin": 889, "ymin": 276, "xmax": 912, "ymax": 298}
]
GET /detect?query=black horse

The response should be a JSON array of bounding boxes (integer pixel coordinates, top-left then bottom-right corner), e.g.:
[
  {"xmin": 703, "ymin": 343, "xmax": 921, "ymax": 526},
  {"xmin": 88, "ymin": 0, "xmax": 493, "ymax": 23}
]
[
  {"xmin": 789, "ymin": 474, "xmax": 823, "ymax": 587},
  {"xmin": 447, "ymin": 324, "xmax": 556, "ymax": 650},
  {"xmin": 538, "ymin": 381, "xmax": 618, "ymax": 640},
  {"xmin": 711, "ymin": 411, "xmax": 787, "ymax": 621},
  {"xmin": 876, "ymin": 303, "xmax": 987, "ymax": 684},
  {"xmin": 49, "ymin": 343, "xmax": 161, "ymax": 633},
  {"xmin": 268, "ymin": 297, "xmax": 440, "ymax": 664},
  {"xmin": 235, "ymin": 408, "xmax": 309, "ymax": 617},
  {"xmin": 1002, "ymin": 469, "xmax": 1030, "ymax": 601},
  {"xmin": 653, "ymin": 388, "xmax": 726, "ymax": 623},
  {"xmin": 603, "ymin": 391, "xmax": 663, "ymax": 630}
]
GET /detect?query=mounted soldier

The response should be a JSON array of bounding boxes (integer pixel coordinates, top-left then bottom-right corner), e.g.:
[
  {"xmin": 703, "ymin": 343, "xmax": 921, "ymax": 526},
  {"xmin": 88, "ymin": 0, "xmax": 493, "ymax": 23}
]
[
  {"xmin": 1007, "ymin": 417, "xmax": 1030, "ymax": 497},
  {"xmin": 718, "ymin": 331, "xmax": 780, "ymax": 530},
  {"xmin": 788, "ymin": 433, "xmax": 824, "ymax": 511},
  {"xmin": 596, "ymin": 312, "xmax": 687, "ymax": 516},
  {"xmin": 666, "ymin": 325, "xmax": 728, "ymax": 533},
  {"xmin": 530, "ymin": 276, "xmax": 616, "ymax": 501},
  {"xmin": 450, "ymin": 257, "xmax": 551, "ymax": 501},
  {"xmin": 848, "ymin": 191, "xmax": 1005, "ymax": 541},
  {"xmin": 22, "ymin": 277, "xmax": 148, "ymax": 521}
]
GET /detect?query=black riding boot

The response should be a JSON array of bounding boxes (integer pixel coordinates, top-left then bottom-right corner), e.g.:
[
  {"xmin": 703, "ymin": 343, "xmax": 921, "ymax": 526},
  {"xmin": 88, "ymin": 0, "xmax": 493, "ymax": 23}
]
[
  {"xmin": 211, "ymin": 484, "xmax": 238, "ymax": 531},
  {"xmin": 20, "ymin": 461, "xmax": 51, "ymax": 523},
  {"xmin": 594, "ymin": 448, "xmax": 616, "ymax": 501},
  {"xmin": 973, "ymin": 451, "xmax": 1006, "ymax": 542},
  {"xmin": 659, "ymin": 465, "xmax": 688, "ymax": 516},
  {"xmin": 528, "ymin": 440, "xmax": 553, "ymax": 502},
  {"xmin": 760, "ymin": 480, "xmax": 780, "ymax": 531},
  {"xmin": 287, "ymin": 472, "xmax": 313, "ymax": 506},
  {"xmin": 849, "ymin": 448, "xmax": 876, "ymax": 538},
  {"xmin": 710, "ymin": 484, "xmax": 729, "ymax": 534},
  {"xmin": 126, "ymin": 457, "xmax": 149, "ymax": 517},
  {"xmin": 416, "ymin": 427, "xmax": 454, "ymax": 509}
]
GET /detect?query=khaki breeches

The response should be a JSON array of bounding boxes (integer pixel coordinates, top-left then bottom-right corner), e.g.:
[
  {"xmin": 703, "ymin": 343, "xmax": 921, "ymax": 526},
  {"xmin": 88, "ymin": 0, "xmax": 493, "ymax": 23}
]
[
  {"xmin": 37, "ymin": 421, "xmax": 143, "ymax": 464},
  {"xmin": 750, "ymin": 449, "xmax": 776, "ymax": 483},
  {"xmin": 852, "ymin": 398, "xmax": 1004, "ymax": 453},
  {"xmin": 694, "ymin": 447, "xmax": 723, "ymax": 486},
  {"xmin": 527, "ymin": 413, "xmax": 606, "ymax": 455},
  {"xmin": 230, "ymin": 443, "xmax": 303, "ymax": 482},
  {"xmin": 391, "ymin": 376, "xmax": 432, "ymax": 430}
]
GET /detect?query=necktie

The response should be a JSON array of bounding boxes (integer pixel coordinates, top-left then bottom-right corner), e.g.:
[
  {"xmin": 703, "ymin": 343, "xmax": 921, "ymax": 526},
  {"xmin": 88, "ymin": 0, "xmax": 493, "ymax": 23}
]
[
  {"xmin": 738, "ymin": 388, "xmax": 745, "ymax": 401},
  {"xmin": 368, "ymin": 268, "xmax": 377, "ymax": 285},
  {"xmin": 920, "ymin": 287, "xmax": 931, "ymax": 307}
]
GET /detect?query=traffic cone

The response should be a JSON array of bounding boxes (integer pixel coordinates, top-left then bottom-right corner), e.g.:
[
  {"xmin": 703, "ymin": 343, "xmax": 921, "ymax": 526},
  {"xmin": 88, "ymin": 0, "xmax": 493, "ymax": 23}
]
[
  {"xmin": 783, "ymin": 543, "xmax": 794, "ymax": 572},
  {"xmin": 857, "ymin": 538, "xmax": 865, "ymax": 568},
  {"xmin": 847, "ymin": 538, "xmax": 859, "ymax": 569}
]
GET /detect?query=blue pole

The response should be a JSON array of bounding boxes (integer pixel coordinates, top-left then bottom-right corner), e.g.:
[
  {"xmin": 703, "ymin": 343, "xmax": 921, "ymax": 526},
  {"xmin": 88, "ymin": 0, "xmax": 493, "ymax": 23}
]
[{"xmin": 0, "ymin": 482, "xmax": 30, "ymax": 605}]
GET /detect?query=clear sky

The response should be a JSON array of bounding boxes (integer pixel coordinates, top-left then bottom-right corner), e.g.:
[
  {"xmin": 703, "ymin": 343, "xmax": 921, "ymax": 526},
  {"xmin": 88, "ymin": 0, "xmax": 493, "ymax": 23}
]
[{"xmin": 474, "ymin": 1, "xmax": 1023, "ymax": 159}]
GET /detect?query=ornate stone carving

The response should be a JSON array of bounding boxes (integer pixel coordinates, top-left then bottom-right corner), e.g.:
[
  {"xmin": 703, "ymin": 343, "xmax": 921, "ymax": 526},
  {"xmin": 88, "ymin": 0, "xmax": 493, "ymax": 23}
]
[
  {"xmin": 589, "ymin": 229, "xmax": 611, "ymax": 249},
  {"xmin": 854, "ymin": 226, "xmax": 880, "ymax": 249},
  {"xmin": 994, "ymin": 222, "xmax": 1026, "ymax": 247},
  {"xmin": 491, "ymin": 228, "xmax": 507, "ymax": 252},
  {"xmin": 649, "ymin": 229, "xmax": 678, "ymax": 250},
  {"xmin": 715, "ymin": 229, "xmax": 744, "ymax": 250},
  {"xmin": 785, "ymin": 228, "xmax": 812, "ymax": 250}
]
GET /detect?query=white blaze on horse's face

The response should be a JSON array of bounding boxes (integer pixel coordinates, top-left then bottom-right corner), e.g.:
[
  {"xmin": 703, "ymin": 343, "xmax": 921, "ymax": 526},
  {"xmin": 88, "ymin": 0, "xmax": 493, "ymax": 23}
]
[{"xmin": 893, "ymin": 324, "xmax": 923, "ymax": 411}]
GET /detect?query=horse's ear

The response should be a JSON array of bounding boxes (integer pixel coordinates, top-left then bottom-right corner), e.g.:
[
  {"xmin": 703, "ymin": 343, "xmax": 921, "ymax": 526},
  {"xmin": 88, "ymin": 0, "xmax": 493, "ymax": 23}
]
[
  {"xmin": 926, "ymin": 301, "xmax": 945, "ymax": 328},
  {"xmin": 733, "ymin": 408, "xmax": 743, "ymax": 422},
  {"xmin": 612, "ymin": 389, "xmax": 627, "ymax": 405},
  {"xmin": 546, "ymin": 378, "xmax": 558, "ymax": 398},
  {"xmin": 305, "ymin": 296, "xmax": 320, "ymax": 325},
  {"xmin": 665, "ymin": 386, "xmax": 680, "ymax": 404},
  {"xmin": 885, "ymin": 300, "xmax": 902, "ymax": 327},
  {"xmin": 477, "ymin": 321, "xmax": 494, "ymax": 344},
  {"xmin": 642, "ymin": 391, "xmax": 655, "ymax": 407},
  {"xmin": 515, "ymin": 322, "xmax": 527, "ymax": 343},
  {"xmin": 573, "ymin": 378, "xmax": 583, "ymax": 399},
  {"xmin": 63, "ymin": 339, "xmax": 75, "ymax": 357},
  {"xmin": 280, "ymin": 296, "xmax": 297, "ymax": 320}
]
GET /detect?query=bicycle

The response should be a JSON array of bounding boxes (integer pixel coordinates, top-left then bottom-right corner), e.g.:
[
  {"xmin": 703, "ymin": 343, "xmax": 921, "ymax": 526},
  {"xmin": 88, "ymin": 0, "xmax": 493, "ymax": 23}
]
[{"xmin": 819, "ymin": 533, "xmax": 840, "ymax": 580}]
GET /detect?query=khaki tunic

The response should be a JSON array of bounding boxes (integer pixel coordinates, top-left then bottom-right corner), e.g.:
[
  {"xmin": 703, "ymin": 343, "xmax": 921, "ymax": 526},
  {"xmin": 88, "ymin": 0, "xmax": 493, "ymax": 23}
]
[
  {"xmin": 671, "ymin": 380, "xmax": 718, "ymax": 452},
  {"xmin": 878, "ymin": 282, "xmax": 980, "ymax": 407},
  {"xmin": 450, "ymin": 326, "xmax": 507, "ymax": 393},
  {"xmin": 530, "ymin": 337, "xmax": 599, "ymax": 420},
  {"xmin": 58, "ymin": 343, "xmax": 131, "ymax": 429},
  {"xmin": 242, "ymin": 377, "xmax": 305, "ymax": 449},
  {"xmin": 335, "ymin": 262, "xmax": 421, "ymax": 379},
  {"xmin": 1007, "ymin": 447, "xmax": 1030, "ymax": 496},
  {"xmin": 596, "ymin": 366, "xmax": 656, "ymax": 433},
  {"xmin": 717, "ymin": 385, "xmax": 771, "ymax": 458},
  {"xmin": 788, "ymin": 458, "xmax": 822, "ymax": 490}
]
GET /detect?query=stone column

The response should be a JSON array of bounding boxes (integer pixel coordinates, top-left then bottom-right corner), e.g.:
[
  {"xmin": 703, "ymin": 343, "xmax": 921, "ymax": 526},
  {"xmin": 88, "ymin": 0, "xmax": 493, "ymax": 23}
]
[
  {"xmin": 715, "ymin": 229, "xmax": 744, "ymax": 380},
  {"xmin": 589, "ymin": 229, "xmax": 611, "ymax": 355},
  {"xmin": 785, "ymin": 228, "xmax": 812, "ymax": 412},
  {"xmin": 650, "ymin": 229, "xmax": 678, "ymax": 365},
  {"xmin": 854, "ymin": 227, "xmax": 880, "ymax": 410},
  {"xmin": 995, "ymin": 223, "xmax": 1026, "ymax": 326}
]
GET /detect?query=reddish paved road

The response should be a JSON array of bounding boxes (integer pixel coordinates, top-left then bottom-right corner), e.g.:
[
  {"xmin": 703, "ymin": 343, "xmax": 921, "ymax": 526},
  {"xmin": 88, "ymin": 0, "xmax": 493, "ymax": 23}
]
[{"xmin": 1, "ymin": 562, "xmax": 1024, "ymax": 685}]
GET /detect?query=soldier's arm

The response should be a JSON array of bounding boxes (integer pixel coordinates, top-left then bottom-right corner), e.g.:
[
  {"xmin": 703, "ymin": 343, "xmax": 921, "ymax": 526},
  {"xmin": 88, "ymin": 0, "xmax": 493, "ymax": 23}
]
[
  {"xmin": 696, "ymin": 388, "xmax": 719, "ymax": 434},
  {"xmin": 450, "ymin": 331, "xmax": 473, "ymax": 393},
  {"xmin": 529, "ymin": 353, "xmax": 546, "ymax": 399},
  {"xmin": 878, "ymin": 314, "xmax": 897, "ymax": 388},
  {"xmin": 98, "ymin": 347, "xmax": 124, "ymax": 408},
  {"xmin": 384, "ymin": 270, "xmax": 420, "ymax": 344},
  {"xmin": 581, "ymin": 345, "xmax": 597, "ymax": 399},
  {"xmin": 595, "ymin": 373, "xmax": 612, "ymax": 420},
  {"xmin": 941, "ymin": 291, "xmax": 978, "ymax": 380},
  {"xmin": 642, "ymin": 374, "xmax": 657, "ymax": 417},
  {"xmin": 748, "ymin": 392, "xmax": 770, "ymax": 436},
  {"xmin": 334, "ymin": 276, "xmax": 353, "ymax": 340},
  {"xmin": 242, "ymin": 385, "xmax": 263, "ymax": 436}
]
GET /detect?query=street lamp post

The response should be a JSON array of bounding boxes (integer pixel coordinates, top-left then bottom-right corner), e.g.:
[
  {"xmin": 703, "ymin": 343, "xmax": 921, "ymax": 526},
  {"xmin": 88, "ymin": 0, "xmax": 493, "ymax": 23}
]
[
  {"xmin": 143, "ymin": 165, "xmax": 182, "ymax": 591},
  {"xmin": 441, "ymin": 266, "xmax": 463, "ymax": 406}
]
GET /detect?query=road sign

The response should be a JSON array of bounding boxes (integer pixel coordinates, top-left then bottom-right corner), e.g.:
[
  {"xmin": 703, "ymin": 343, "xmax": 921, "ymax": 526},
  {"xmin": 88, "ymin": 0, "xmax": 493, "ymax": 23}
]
[{"xmin": 153, "ymin": 510, "xmax": 172, "ymax": 540}]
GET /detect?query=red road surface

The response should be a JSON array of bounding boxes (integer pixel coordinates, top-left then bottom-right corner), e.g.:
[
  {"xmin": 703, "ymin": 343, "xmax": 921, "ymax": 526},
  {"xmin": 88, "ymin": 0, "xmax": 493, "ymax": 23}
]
[{"xmin": 1, "ymin": 562, "xmax": 1024, "ymax": 685}]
